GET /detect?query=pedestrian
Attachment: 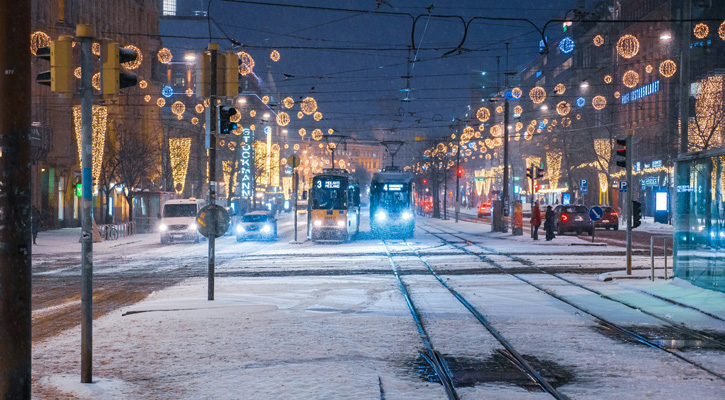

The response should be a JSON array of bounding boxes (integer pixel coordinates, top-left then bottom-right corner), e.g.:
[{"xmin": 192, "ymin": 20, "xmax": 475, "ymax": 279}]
[
  {"xmin": 31, "ymin": 206, "xmax": 41, "ymax": 245},
  {"xmin": 530, "ymin": 201, "xmax": 542, "ymax": 240},
  {"xmin": 544, "ymin": 205, "xmax": 556, "ymax": 241}
]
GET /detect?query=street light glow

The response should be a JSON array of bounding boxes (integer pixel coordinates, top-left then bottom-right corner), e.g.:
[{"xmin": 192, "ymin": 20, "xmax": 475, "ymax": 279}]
[
  {"xmin": 184, "ymin": 53, "xmax": 196, "ymax": 61},
  {"xmin": 660, "ymin": 32, "xmax": 672, "ymax": 41},
  {"xmin": 580, "ymin": 81, "xmax": 589, "ymax": 89}
]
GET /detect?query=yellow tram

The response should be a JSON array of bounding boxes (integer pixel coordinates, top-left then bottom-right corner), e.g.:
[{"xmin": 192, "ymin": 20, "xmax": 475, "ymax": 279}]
[{"xmin": 307, "ymin": 168, "xmax": 361, "ymax": 241}]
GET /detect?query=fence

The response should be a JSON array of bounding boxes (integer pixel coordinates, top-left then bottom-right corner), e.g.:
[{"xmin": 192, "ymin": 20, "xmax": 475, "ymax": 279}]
[{"xmin": 98, "ymin": 221, "xmax": 136, "ymax": 241}]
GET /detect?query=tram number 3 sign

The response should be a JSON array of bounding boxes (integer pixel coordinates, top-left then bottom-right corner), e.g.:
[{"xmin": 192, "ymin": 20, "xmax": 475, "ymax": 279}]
[{"xmin": 196, "ymin": 205, "xmax": 230, "ymax": 238}]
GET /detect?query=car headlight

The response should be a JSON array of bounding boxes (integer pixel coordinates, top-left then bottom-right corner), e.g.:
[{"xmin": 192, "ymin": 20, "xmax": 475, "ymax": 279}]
[
  {"xmin": 337, "ymin": 220, "xmax": 345, "ymax": 227},
  {"xmin": 159, "ymin": 224, "xmax": 167, "ymax": 232},
  {"xmin": 236, "ymin": 225, "xmax": 244, "ymax": 233},
  {"xmin": 188, "ymin": 223, "xmax": 197, "ymax": 230},
  {"xmin": 375, "ymin": 211, "xmax": 387, "ymax": 221},
  {"xmin": 262, "ymin": 225, "xmax": 271, "ymax": 233},
  {"xmin": 313, "ymin": 220, "xmax": 322, "ymax": 226},
  {"xmin": 402, "ymin": 211, "xmax": 412, "ymax": 220}
]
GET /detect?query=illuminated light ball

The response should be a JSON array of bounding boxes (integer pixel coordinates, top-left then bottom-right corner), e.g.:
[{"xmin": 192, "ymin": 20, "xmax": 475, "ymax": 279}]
[
  {"xmin": 693, "ymin": 23, "xmax": 709, "ymax": 39},
  {"xmin": 495, "ymin": 105, "xmax": 503, "ymax": 114},
  {"xmin": 92, "ymin": 42, "xmax": 101, "ymax": 56},
  {"xmin": 576, "ymin": 114, "xmax": 581, "ymax": 120},
  {"xmin": 474, "ymin": 131, "xmax": 481, "ymax": 138},
  {"xmin": 493, "ymin": 138, "xmax": 503, "ymax": 147},
  {"xmin": 530, "ymin": 119, "xmax": 537, "ymax": 126},
  {"xmin": 262, "ymin": 95, "xmax": 269, "ymax": 104},
  {"xmin": 327, "ymin": 142, "xmax": 337, "ymax": 150},
  {"xmin": 558, "ymin": 36, "xmax": 575, "ymax": 54},
  {"xmin": 186, "ymin": 88, "xmax": 194, "ymax": 97},
  {"xmin": 284, "ymin": 144, "xmax": 289, "ymax": 149},
  {"xmin": 478, "ymin": 124, "xmax": 484, "ymax": 131},
  {"xmin": 463, "ymin": 126, "xmax": 474, "ymax": 137},
  {"xmin": 280, "ymin": 158, "xmax": 287, "ymax": 166},
  {"xmin": 229, "ymin": 141, "xmax": 238, "ymax": 151},
  {"xmin": 720, "ymin": 20, "xmax": 725, "ymax": 40},
  {"xmin": 543, "ymin": 118, "xmax": 548, "ymax": 124},
  {"xmin": 547, "ymin": 126, "xmax": 553, "ymax": 133},
  {"xmin": 297, "ymin": 111, "xmax": 304, "ymax": 119},
  {"xmin": 529, "ymin": 86, "xmax": 546, "ymax": 104},
  {"xmin": 313, "ymin": 111, "xmax": 323, "ymax": 121},
  {"xmin": 327, "ymin": 128, "xmax": 334, "ymax": 134},
  {"xmin": 490, "ymin": 125, "xmax": 502, "ymax": 138},
  {"xmin": 551, "ymin": 119, "xmax": 557, "ymax": 127},
  {"xmin": 122, "ymin": 45, "xmax": 142, "ymax": 69},
  {"xmin": 515, "ymin": 122, "xmax": 523, "ymax": 131},
  {"xmin": 476, "ymin": 107, "xmax": 490, "ymax": 122},
  {"xmin": 276, "ymin": 111, "xmax": 290, "ymax": 127},
  {"xmin": 537, "ymin": 129, "xmax": 542, "ymax": 133},
  {"xmin": 614, "ymin": 91, "xmax": 621, "ymax": 99},
  {"xmin": 301, "ymin": 97, "xmax": 318, "ymax": 115},
  {"xmin": 219, "ymin": 140, "xmax": 225, "ymax": 147},
  {"xmin": 515, "ymin": 132, "xmax": 521, "ymax": 141},
  {"xmin": 622, "ymin": 70, "xmax": 639, "ymax": 88},
  {"xmin": 157, "ymin": 98, "xmax": 166, "ymax": 107},
  {"xmin": 593, "ymin": 34, "xmax": 604, "ymax": 47},
  {"xmin": 513, "ymin": 105, "xmax": 523, "ymax": 115},
  {"xmin": 29, "ymin": 31, "xmax": 50, "ymax": 55},
  {"xmin": 511, "ymin": 87, "xmax": 523, "ymax": 99},
  {"xmin": 451, "ymin": 134, "xmax": 456, "ymax": 139},
  {"xmin": 230, "ymin": 110, "xmax": 241, "ymax": 123},
  {"xmin": 249, "ymin": 110, "xmax": 256, "ymax": 117},
  {"xmin": 646, "ymin": 64, "xmax": 653, "ymax": 74},
  {"xmin": 92, "ymin": 73, "xmax": 101, "ymax": 90},
  {"xmin": 191, "ymin": 117, "xmax": 199, "ymax": 125},
  {"xmin": 576, "ymin": 97, "xmax": 586, "ymax": 107},
  {"xmin": 250, "ymin": 124, "xmax": 256, "ymax": 131},
  {"xmin": 561, "ymin": 117, "xmax": 571, "ymax": 127},
  {"xmin": 592, "ymin": 95, "xmax": 607, "ymax": 110},
  {"xmin": 554, "ymin": 83, "xmax": 566, "ymax": 95},
  {"xmin": 195, "ymin": 104, "xmax": 204, "ymax": 113},
  {"xmin": 157, "ymin": 48, "xmax": 173, "ymax": 64},
  {"xmin": 271, "ymin": 143, "xmax": 280, "ymax": 152},
  {"xmin": 74, "ymin": 67, "xmax": 82, "ymax": 79},
  {"xmin": 177, "ymin": 114, "xmax": 183, "ymax": 120},
  {"xmin": 556, "ymin": 101, "xmax": 570, "ymax": 116},
  {"xmin": 283, "ymin": 97, "xmax": 294, "ymax": 108},
  {"xmin": 237, "ymin": 51, "xmax": 255, "ymax": 75},
  {"xmin": 138, "ymin": 80, "xmax": 147, "ymax": 89},
  {"xmin": 203, "ymin": 99, "xmax": 210, "ymax": 107},
  {"xmin": 299, "ymin": 128, "xmax": 307, "ymax": 137},
  {"xmin": 318, "ymin": 144, "xmax": 324, "ymax": 149},
  {"xmin": 659, "ymin": 59, "xmax": 677, "ymax": 78},
  {"xmin": 270, "ymin": 49, "xmax": 280, "ymax": 62},
  {"xmin": 294, "ymin": 143, "xmax": 300, "ymax": 150},
  {"xmin": 171, "ymin": 101, "xmax": 186, "ymax": 116},
  {"xmin": 616, "ymin": 34, "xmax": 639, "ymax": 59},
  {"xmin": 144, "ymin": 95, "xmax": 151, "ymax": 102},
  {"xmin": 604, "ymin": 75, "xmax": 612, "ymax": 84},
  {"xmin": 233, "ymin": 126, "xmax": 243, "ymax": 135},
  {"xmin": 162, "ymin": 85, "xmax": 174, "ymax": 98},
  {"xmin": 311, "ymin": 129, "xmax": 323, "ymax": 141},
  {"xmin": 486, "ymin": 154, "xmax": 492, "ymax": 160}
]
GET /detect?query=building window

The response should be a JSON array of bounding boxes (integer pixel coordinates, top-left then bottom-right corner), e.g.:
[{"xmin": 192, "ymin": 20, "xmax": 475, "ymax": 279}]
[{"xmin": 163, "ymin": 0, "xmax": 176, "ymax": 16}]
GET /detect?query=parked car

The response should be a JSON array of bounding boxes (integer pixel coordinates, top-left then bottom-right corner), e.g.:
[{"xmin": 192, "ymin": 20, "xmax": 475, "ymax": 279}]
[
  {"xmin": 554, "ymin": 205, "xmax": 593, "ymax": 235},
  {"xmin": 478, "ymin": 201, "xmax": 492, "ymax": 217},
  {"xmin": 235, "ymin": 211, "xmax": 277, "ymax": 241},
  {"xmin": 593, "ymin": 206, "xmax": 619, "ymax": 230}
]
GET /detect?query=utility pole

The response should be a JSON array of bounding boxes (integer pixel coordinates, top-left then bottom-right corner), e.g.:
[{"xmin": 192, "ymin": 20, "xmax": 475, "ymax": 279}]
[
  {"xmin": 0, "ymin": 0, "xmax": 32, "ymax": 396},
  {"xmin": 502, "ymin": 43, "xmax": 511, "ymax": 232},
  {"xmin": 679, "ymin": 0, "xmax": 691, "ymax": 154},
  {"xmin": 626, "ymin": 130, "xmax": 634, "ymax": 275},
  {"xmin": 455, "ymin": 143, "xmax": 460, "ymax": 223},
  {"xmin": 207, "ymin": 43, "xmax": 218, "ymax": 301}
]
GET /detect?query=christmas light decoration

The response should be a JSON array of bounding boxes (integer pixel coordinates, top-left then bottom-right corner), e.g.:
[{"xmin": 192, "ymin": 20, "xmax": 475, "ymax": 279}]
[
  {"xmin": 546, "ymin": 151, "xmax": 562, "ymax": 189},
  {"xmin": 515, "ymin": 132, "xmax": 521, "ymax": 141},
  {"xmin": 169, "ymin": 138, "xmax": 191, "ymax": 194},
  {"xmin": 157, "ymin": 98, "xmax": 166, "ymax": 107},
  {"xmin": 614, "ymin": 91, "xmax": 621, "ymax": 99},
  {"xmin": 92, "ymin": 42, "xmax": 101, "ymax": 56},
  {"xmin": 598, "ymin": 172, "xmax": 608, "ymax": 194},
  {"xmin": 297, "ymin": 111, "xmax": 304, "ymax": 119},
  {"xmin": 30, "ymin": 31, "xmax": 50, "ymax": 55},
  {"xmin": 616, "ymin": 34, "xmax": 639, "ymax": 58},
  {"xmin": 203, "ymin": 99, "xmax": 210, "ymax": 107},
  {"xmin": 230, "ymin": 109, "xmax": 241, "ymax": 123},
  {"xmin": 276, "ymin": 111, "xmax": 290, "ymax": 126},
  {"xmin": 511, "ymin": 87, "xmax": 523, "ymax": 99},
  {"xmin": 604, "ymin": 75, "xmax": 612, "ymax": 84},
  {"xmin": 301, "ymin": 97, "xmax": 317, "ymax": 115},
  {"xmin": 137, "ymin": 80, "xmax": 147, "ymax": 89},
  {"xmin": 646, "ymin": 64, "xmax": 653, "ymax": 74},
  {"xmin": 556, "ymin": 101, "xmax": 571, "ymax": 116},
  {"xmin": 144, "ymin": 95, "xmax": 151, "ymax": 102},
  {"xmin": 327, "ymin": 128, "xmax": 334, "ymax": 134},
  {"xmin": 576, "ymin": 114, "xmax": 581, "ymax": 120},
  {"xmin": 283, "ymin": 97, "xmax": 294, "ymax": 108},
  {"xmin": 122, "ymin": 45, "xmax": 142, "ymax": 69},
  {"xmin": 249, "ymin": 110, "xmax": 256, "ymax": 117},
  {"xmin": 195, "ymin": 104, "xmax": 204, "ymax": 113},
  {"xmin": 558, "ymin": 36, "xmax": 575, "ymax": 54},
  {"xmin": 554, "ymin": 83, "xmax": 566, "ymax": 95},
  {"xmin": 689, "ymin": 75, "xmax": 725, "ymax": 151},
  {"xmin": 576, "ymin": 97, "xmax": 585, "ymax": 107},
  {"xmin": 171, "ymin": 101, "xmax": 186, "ymax": 116},
  {"xmin": 270, "ymin": 50, "xmax": 280, "ymax": 62},
  {"xmin": 694, "ymin": 23, "xmax": 709, "ymax": 39},
  {"xmin": 496, "ymin": 105, "xmax": 503, "ymax": 114},
  {"xmin": 474, "ymin": 131, "xmax": 481, "ymax": 138},
  {"xmin": 232, "ymin": 126, "xmax": 243, "ymax": 135},
  {"xmin": 237, "ymin": 51, "xmax": 255, "ymax": 75},
  {"xmin": 593, "ymin": 34, "xmax": 604, "ymax": 47},
  {"xmin": 177, "ymin": 115, "xmax": 183, "ymax": 120},
  {"xmin": 720, "ymin": 20, "xmax": 725, "ymax": 40},
  {"xmin": 186, "ymin": 88, "xmax": 193, "ymax": 97},
  {"xmin": 463, "ymin": 126, "xmax": 474, "ymax": 137},
  {"xmin": 561, "ymin": 117, "xmax": 571, "ymax": 127},
  {"xmin": 157, "ymin": 48, "xmax": 173, "ymax": 64},
  {"xmin": 659, "ymin": 59, "xmax": 677, "ymax": 78},
  {"xmin": 73, "ymin": 106, "xmax": 107, "ymax": 183},
  {"xmin": 262, "ymin": 95, "xmax": 269, "ymax": 104},
  {"xmin": 250, "ymin": 124, "xmax": 256, "ymax": 131},
  {"xmin": 294, "ymin": 144, "xmax": 300, "ymax": 150},
  {"xmin": 514, "ymin": 105, "xmax": 523, "ymax": 115},
  {"xmin": 74, "ymin": 67, "xmax": 82, "ymax": 79},
  {"xmin": 313, "ymin": 111, "xmax": 323, "ymax": 121},
  {"xmin": 92, "ymin": 72, "xmax": 101, "ymax": 90},
  {"xmin": 490, "ymin": 125, "xmax": 502, "ymax": 138},
  {"xmin": 529, "ymin": 86, "xmax": 546, "ymax": 104},
  {"xmin": 299, "ymin": 128, "xmax": 307, "ymax": 138},
  {"xmin": 476, "ymin": 107, "xmax": 491, "ymax": 122},
  {"xmin": 191, "ymin": 117, "xmax": 199, "ymax": 125},
  {"xmin": 312, "ymin": 129, "xmax": 323, "ymax": 141},
  {"xmin": 515, "ymin": 122, "xmax": 523, "ymax": 131},
  {"xmin": 592, "ymin": 95, "xmax": 607, "ymax": 110},
  {"xmin": 622, "ymin": 70, "xmax": 639, "ymax": 88}
]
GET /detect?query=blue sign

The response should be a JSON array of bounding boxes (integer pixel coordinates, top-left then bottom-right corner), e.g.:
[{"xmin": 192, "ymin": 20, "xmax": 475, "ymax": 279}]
[
  {"xmin": 162, "ymin": 85, "xmax": 174, "ymax": 98},
  {"xmin": 558, "ymin": 37, "xmax": 575, "ymax": 54},
  {"xmin": 589, "ymin": 206, "xmax": 603, "ymax": 222},
  {"xmin": 562, "ymin": 193, "xmax": 571, "ymax": 205},
  {"xmin": 621, "ymin": 80, "xmax": 660, "ymax": 105},
  {"xmin": 576, "ymin": 97, "xmax": 585, "ymax": 107},
  {"xmin": 619, "ymin": 181, "xmax": 628, "ymax": 193},
  {"xmin": 580, "ymin": 179, "xmax": 588, "ymax": 194}
]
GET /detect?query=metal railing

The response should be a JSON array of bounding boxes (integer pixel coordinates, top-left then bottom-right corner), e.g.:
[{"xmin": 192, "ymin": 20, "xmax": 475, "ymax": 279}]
[
  {"xmin": 650, "ymin": 235, "xmax": 673, "ymax": 281},
  {"xmin": 98, "ymin": 221, "xmax": 137, "ymax": 241}
]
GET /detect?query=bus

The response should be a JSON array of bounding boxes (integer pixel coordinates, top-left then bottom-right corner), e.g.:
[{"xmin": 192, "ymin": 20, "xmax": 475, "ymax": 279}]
[
  {"xmin": 307, "ymin": 169, "xmax": 361, "ymax": 241},
  {"xmin": 370, "ymin": 168, "xmax": 415, "ymax": 237}
]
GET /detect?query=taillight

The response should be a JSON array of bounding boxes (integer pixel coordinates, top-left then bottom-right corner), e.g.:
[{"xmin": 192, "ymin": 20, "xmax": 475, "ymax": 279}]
[
  {"xmin": 561, "ymin": 214, "xmax": 569, "ymax": 222},
  {"xmin": 611, "ymin": 212, "xmax": 618, "ymax": 216}
]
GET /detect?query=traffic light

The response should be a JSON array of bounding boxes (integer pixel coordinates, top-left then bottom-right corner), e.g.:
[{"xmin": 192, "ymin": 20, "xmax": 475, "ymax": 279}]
[
  {"xmin": 101, "ymin": 42, "xmax": 139, "ymax": 96},
  {"xmin": 526, "ymin": 166, "xmax": 534, "ymax": 179},
  {"xmin": 196, "ymin": 51, "xmax": 210, "ymax": 98},
  {"xmin": 35, "ymin": 35, "xmax": 73, "ymax": 96},
  {"xmin": 616, "ymin": 138, "xmax": 627, "ymax": 168},
  {"xmin": 632, "ymin": 200, "xmax": 642, "ymax": 228},
  {"xmin": 219, "ymin": 106, "xmax": 238, "ymax": 134},
  {"xmin": 536, "ymin": 167, "xmax": 545, "ymax": 179},
  {"xmin": 224, "ymin": 52, "xmax": 239, "ymax": 98},
  {"xmin": 457, "ymin": 168, "xmax": 463, "ymax": 178},
  {"xmin": 422, "ymin": 179, "xmax": 428, "ymax": 185}
]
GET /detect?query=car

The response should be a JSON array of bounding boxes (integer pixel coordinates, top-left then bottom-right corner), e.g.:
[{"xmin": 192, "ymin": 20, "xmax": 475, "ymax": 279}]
[
  {"xmin": 159, "ymin": 198, "xmax": 206, "ymax": 244},
  {"xmin": 235, "ymin": 211, "xmax": 277, "ymax": 241},
  {"xmin": 593, "ymin": 206, "xmax": 619, "ymax": 230},
  {"xmin": 554, "ymin": 205, "xmax": 593, "ymax": 235},
  {"xmin": 478, "ymin": 201, "xmax": 492, "ymax": 218}
]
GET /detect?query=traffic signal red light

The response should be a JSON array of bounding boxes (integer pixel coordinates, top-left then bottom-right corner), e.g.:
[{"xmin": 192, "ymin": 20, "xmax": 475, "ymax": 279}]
[
  {"xmin": 422, "ymin": 179, "xmax": 428, "ymax": 185},
  {"xmin": 616, "ymin": 138, "xmax": 627, "ymax": 168},
  {"xmin": 457, "ymin": 168, "xmax": 463, "ymax": 177}
]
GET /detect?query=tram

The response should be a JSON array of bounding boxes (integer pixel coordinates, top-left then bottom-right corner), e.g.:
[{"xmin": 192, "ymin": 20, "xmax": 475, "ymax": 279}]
[
  {"xmin": 370, "ymin": 167, "xmax": 415, "ymax": 237},
  {"xmin": 307, "ymin": 168, "xmax": 361, "ymax": 241}
]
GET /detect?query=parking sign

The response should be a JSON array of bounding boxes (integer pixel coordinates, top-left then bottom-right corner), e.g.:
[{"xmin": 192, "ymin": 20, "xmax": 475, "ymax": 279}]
[
  {"xmin": 580, "ymin": 179, "xmax": 588, "ymax": 194},
  {"xmin": 619, "ymin": 181, "xmax": 628, "ymax": 193}
]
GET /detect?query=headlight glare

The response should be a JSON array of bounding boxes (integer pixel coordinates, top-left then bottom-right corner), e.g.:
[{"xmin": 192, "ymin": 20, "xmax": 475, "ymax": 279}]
[
  {"xmin": 375, "ymin": 211, "xmax": 387, "ymax": 221},
  {"xmin": 262, "ymin": 225, "xmax": 271, "ymax": 233},
  {"xmin": 159, "ymin": 224, "xmax": 167, "ymax": 231},
  {"xmin": 236, "ymin": 225, "xmax": 244, "ymax": 233},
  {"xmin": 313, "ymin": 220, "xmax": 322, "ymax": 226}
]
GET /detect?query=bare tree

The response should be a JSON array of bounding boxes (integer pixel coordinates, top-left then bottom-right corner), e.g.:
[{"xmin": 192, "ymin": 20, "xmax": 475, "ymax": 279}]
[
  {"xmin": 115, "ymin": 122, "xmax": 158, "ymax": 221},
  {"xmin": 97, "ymin": 131, "xmax": 119, "ymax": 224}
]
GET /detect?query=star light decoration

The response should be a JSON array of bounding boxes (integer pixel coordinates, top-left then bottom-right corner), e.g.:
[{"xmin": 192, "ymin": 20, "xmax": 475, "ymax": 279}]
[
  {"xmin": 237, "ymin": 51, "xmax": 255, "ymax": 76},
  {"xmin": 276, "ymin": 111, "xmax": 290, "ymax": 127},
  {"xmin": 168, "ymin": 138, "xmax": 192, "ymax": 194},
  {"xmin": 301, "ymin": 97, "xmax": 318, "ymax": 115},
  {"xmin": 529, "ymin": 86, "xmax": 546, "ymax": 104},
  {"xmin": 554, "ymin": 83, "xmax": 566, "ymax": 95},
  {"xmin": 659, "ymin": 59, "xmax": 677, "ymax": 78},
  {"xmin": 511, "ymin": 87, "xmax": 523, "ymax": 99},
  {"xmin": 622, "ymin": 70, "xmax": 640, "ymax": 88},
  {"xmin": 556, "ymin": 101, "xmax": 571, "ymax": 116},
  {"xmin": 693, "ymin": 23, "xmax": 709, "ymax": 39},
  {"xmin": 171, "ymin": 101, "xmax": 186, "ymax": 116},
  {"xmin": 311, "ymin": 129, "xmax": 323, "ymax": 141},
  {"xmin": 30, "ymin": 31, "xmax": 50, "ymax": 55},
  {"xmin": 122, "ymin": 45, "xmax": 142, "ymax": 69},
  {"xmin": 593, "ymin": 34, "xmax": 604, "ymax": 47},
  {"xmin": 592, "ymin": 95, "xmax": 607, "ymax": 110},
  {"xmin": 313, "ymin": 111, "xmax": 323, "ymax": 121},
  {"xmin": 616, "ymin": 34, "xmax": 639, "ymax": 59},
  {"xmin": 283, "ymin": 97, "xmax": 294, "ymax": 108},
  {"xmin": 73, "ymin": 106, "xmax": 107, "ymax": 183},
  {"xmin": 157, "ymin": 48, "xmax": 173, "ymax": 64},
  {"xmin": 270, "ymin": 50, "xmax": 280, "ymax": 62},
  {"xmin": 476, "ymin": 107, "xmax": 491, "ymax": 122}
]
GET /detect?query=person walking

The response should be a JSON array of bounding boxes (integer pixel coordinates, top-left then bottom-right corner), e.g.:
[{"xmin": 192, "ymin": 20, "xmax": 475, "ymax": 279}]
[
  {"xmin": 31, "ymin": 206, "xmax": 41, "ymax": 245},
  {"xmin": 530, "ymin": 201, "xmax": 542, "ymax": 240},
  {"xmin": 544, "ymin": 205, "xmax": 555, "ymax": 241}
]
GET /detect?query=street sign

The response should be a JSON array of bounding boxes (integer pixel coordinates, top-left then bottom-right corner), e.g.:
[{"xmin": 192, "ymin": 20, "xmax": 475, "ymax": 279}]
[
  {"xmin": 580, "ymin": 179, "xmax": 588, "ymax": 194},
  {"xmin": 287, "ymin": 154, "xmax": 300, "ymax": 168},
  {"xmin": 619, "ymin": 181, "xmax": 628, "ymax": 193},
  {"xmin": 589, "ymin": 206, "xmax": 603, "ymax": 222},
  {"xmin": 196, "ymin": 205, "xmax": 230, "ymax": 238}
]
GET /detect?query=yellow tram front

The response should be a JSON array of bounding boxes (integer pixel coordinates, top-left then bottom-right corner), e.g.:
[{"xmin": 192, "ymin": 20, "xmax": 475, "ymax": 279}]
[{"xmin": 308, "ymin": 170, "xmax": 360, "ymax": 242}]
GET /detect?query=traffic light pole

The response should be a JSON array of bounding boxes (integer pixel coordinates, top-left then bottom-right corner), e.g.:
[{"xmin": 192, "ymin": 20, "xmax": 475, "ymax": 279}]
[
  {"xmin": 77, "ymin": 24, "xmax": 95, "ymax": 384},
  {"xmin": 0, "ymin": 0, "xmax": 32, "ymax": 395},
  {"xmin": 626, "ymin": 131, "xmax": 633, "ymax": 275},
  {"xmin": 502, "ymin": 98, "xmax": 510, "ymax": 233},
  {"xmin": 208, "ymin": 43, "xmax": 218, "ymax": 301},
  {"xmin": 455, "ymin": 147, "xmax": 460, "ymax": 223}
]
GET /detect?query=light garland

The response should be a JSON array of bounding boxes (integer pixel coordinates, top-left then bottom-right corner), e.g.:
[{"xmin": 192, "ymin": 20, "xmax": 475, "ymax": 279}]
[
  {"xmin": 157, "ymin": 98, "xmax": 166, "ymax": 107},
  {"xmin": 169, "ymin": 138, "xmax": 191, "ymax": 194},
  {"xmin": 276, "ymin": 111, "xmax": 290, "ymax": 127},
  {"xmin": 556, "ymin": 101, "xmax": 571, "ymax": 116},
  {"xmin": 313, "ymin": 111, "xmax": 323, "ymax": 121},
  {"xmin": 529, "ymin": 86, "xmax": 546, "ymax": 104},
  {"xmin": 592, "ymin": 95, "xmax": 607, "ymax": 110},
  {"xmin": 157, "ymin": 48, "xmax": 173, "ymax": 64},
  {"xmin": 122, "ymin": 45, "xmax": 142, "ymax": 69},
  {"xmin": 511, "ymin": 87, "xmax": 522, "ymax": 99},
  {"xmin": 593, "ymin": 34, "xmax": 604, "ymax": 47},
  {"xmin": 693, "ymin": 23, "xmax": 709, "ymax": 39},
  {"xmin": 622, "ymin": 70, "xmax": 639, "ymax": 88},
  {"xmin": 237, "ymin": 51, "xmax": 255, "ymax": 76},
  {"xmin": 476, "ymin": 107, "xmax": 491, "ymax": 122},
  {"xmin": 30, "ymin": 31, "xmax": 50, "ymax": 55},
  {"xmin": 283, "ymin": 97, "xmax": 294, "ymax": 108},
  {"xmin": 73, "ymin": 106, "xmax": 107, "ymax": 183},
  {"xmin": 270, "ymin": 49, "xmax": 280, "ymax": 62},
  {"xmin": 301, "ymin": 97, "xmax": 317, "ymax": 115},
  {"xmin": 546, "ymin": 151, "xmax": 562, "ymax": 189},
  {"xmin": 554, "ymin": 83, "xmax": 566, "ymax": 95},
  {"xmin": 616, "ymin": 34, "xmax": 639, "ymax": 58},
  {"xmin": 604, "ymin": 75, "xmax": 612, "ymax": 84},
  {"xmin": 311, "ymin": 129, "xmax": 323, "ymax": 141},
  {"xmin": 659, "ymin": 59, "xmax": 677, "ymax": 78},
  {"xmin": 171, "ymin": 101, "xmax": 186, "ymax": 116}
]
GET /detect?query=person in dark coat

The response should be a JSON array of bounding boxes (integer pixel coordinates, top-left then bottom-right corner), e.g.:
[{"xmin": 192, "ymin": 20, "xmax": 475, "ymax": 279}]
[
  {"xmin": 31, "ymin": 206, "xmax": 41, "ymax": 244},
  {"xmin": 544, "ymin": 205, "xmax": 555, "ymax": 241},
  {"xmin": 530, "ymin": 201, "xmax": 542, "ymax": 240}
]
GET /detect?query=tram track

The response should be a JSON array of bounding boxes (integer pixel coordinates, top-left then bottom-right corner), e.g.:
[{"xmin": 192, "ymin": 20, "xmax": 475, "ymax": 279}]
[{"xmin": 417, "ymin": 224, "xmax": 725, "ymax": 382}]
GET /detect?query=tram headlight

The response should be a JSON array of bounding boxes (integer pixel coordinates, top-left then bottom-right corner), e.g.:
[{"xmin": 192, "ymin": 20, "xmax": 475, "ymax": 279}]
[
  {"xmin": 337, "ymin": 220, "xmax": 345, "ymax": 227},
  {"xmin": 262, "ymin": 225, "xmax": 271, "ymax": 233},
  {"xmin": 402, "ymin": 211, "xmax": 413, "ymax": 220},
  {"xmin": 374, "ymin": 211, "xmax": 387, "ymax": 221},
  {"xmin": 313, "ymin": 220, "xmax": 322, "ymax": 226}
]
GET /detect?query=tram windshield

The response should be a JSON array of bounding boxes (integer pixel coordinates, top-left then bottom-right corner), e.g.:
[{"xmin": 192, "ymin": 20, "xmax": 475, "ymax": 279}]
[
  {"xmin": 377, "ymin": 191, "xmax": 410, "ymax": 211},
  {"xmin": 312, "ymin": 178, "xmax": 347, "ymax": 210}
]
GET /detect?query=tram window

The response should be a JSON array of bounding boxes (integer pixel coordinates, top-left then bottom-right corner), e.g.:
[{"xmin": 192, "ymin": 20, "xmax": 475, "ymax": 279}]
[
  {"xmin": 379, "ymin": 192, "xmax": 409, "ymax": 209},
  {"xmin": 313, "ymin": 186, "xmax": 346, "ymax": 209}
]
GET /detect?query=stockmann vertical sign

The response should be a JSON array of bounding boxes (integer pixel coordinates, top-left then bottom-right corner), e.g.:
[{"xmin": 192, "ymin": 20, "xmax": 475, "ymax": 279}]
[{"xmin": 239, "ymin": 128, "xmax": 255, "ymax": 198}]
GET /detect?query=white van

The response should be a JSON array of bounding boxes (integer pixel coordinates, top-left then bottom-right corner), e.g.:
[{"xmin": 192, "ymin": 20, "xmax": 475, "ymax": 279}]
[{"xmin": 159, "ymin": 198, "xmax": 206, "ymax": 244}]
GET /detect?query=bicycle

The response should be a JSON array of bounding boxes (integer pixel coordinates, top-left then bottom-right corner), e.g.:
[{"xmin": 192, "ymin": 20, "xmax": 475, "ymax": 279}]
[{"xmin": 98, "ymin": 224, "xmax": 119, "ymax": 240}]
